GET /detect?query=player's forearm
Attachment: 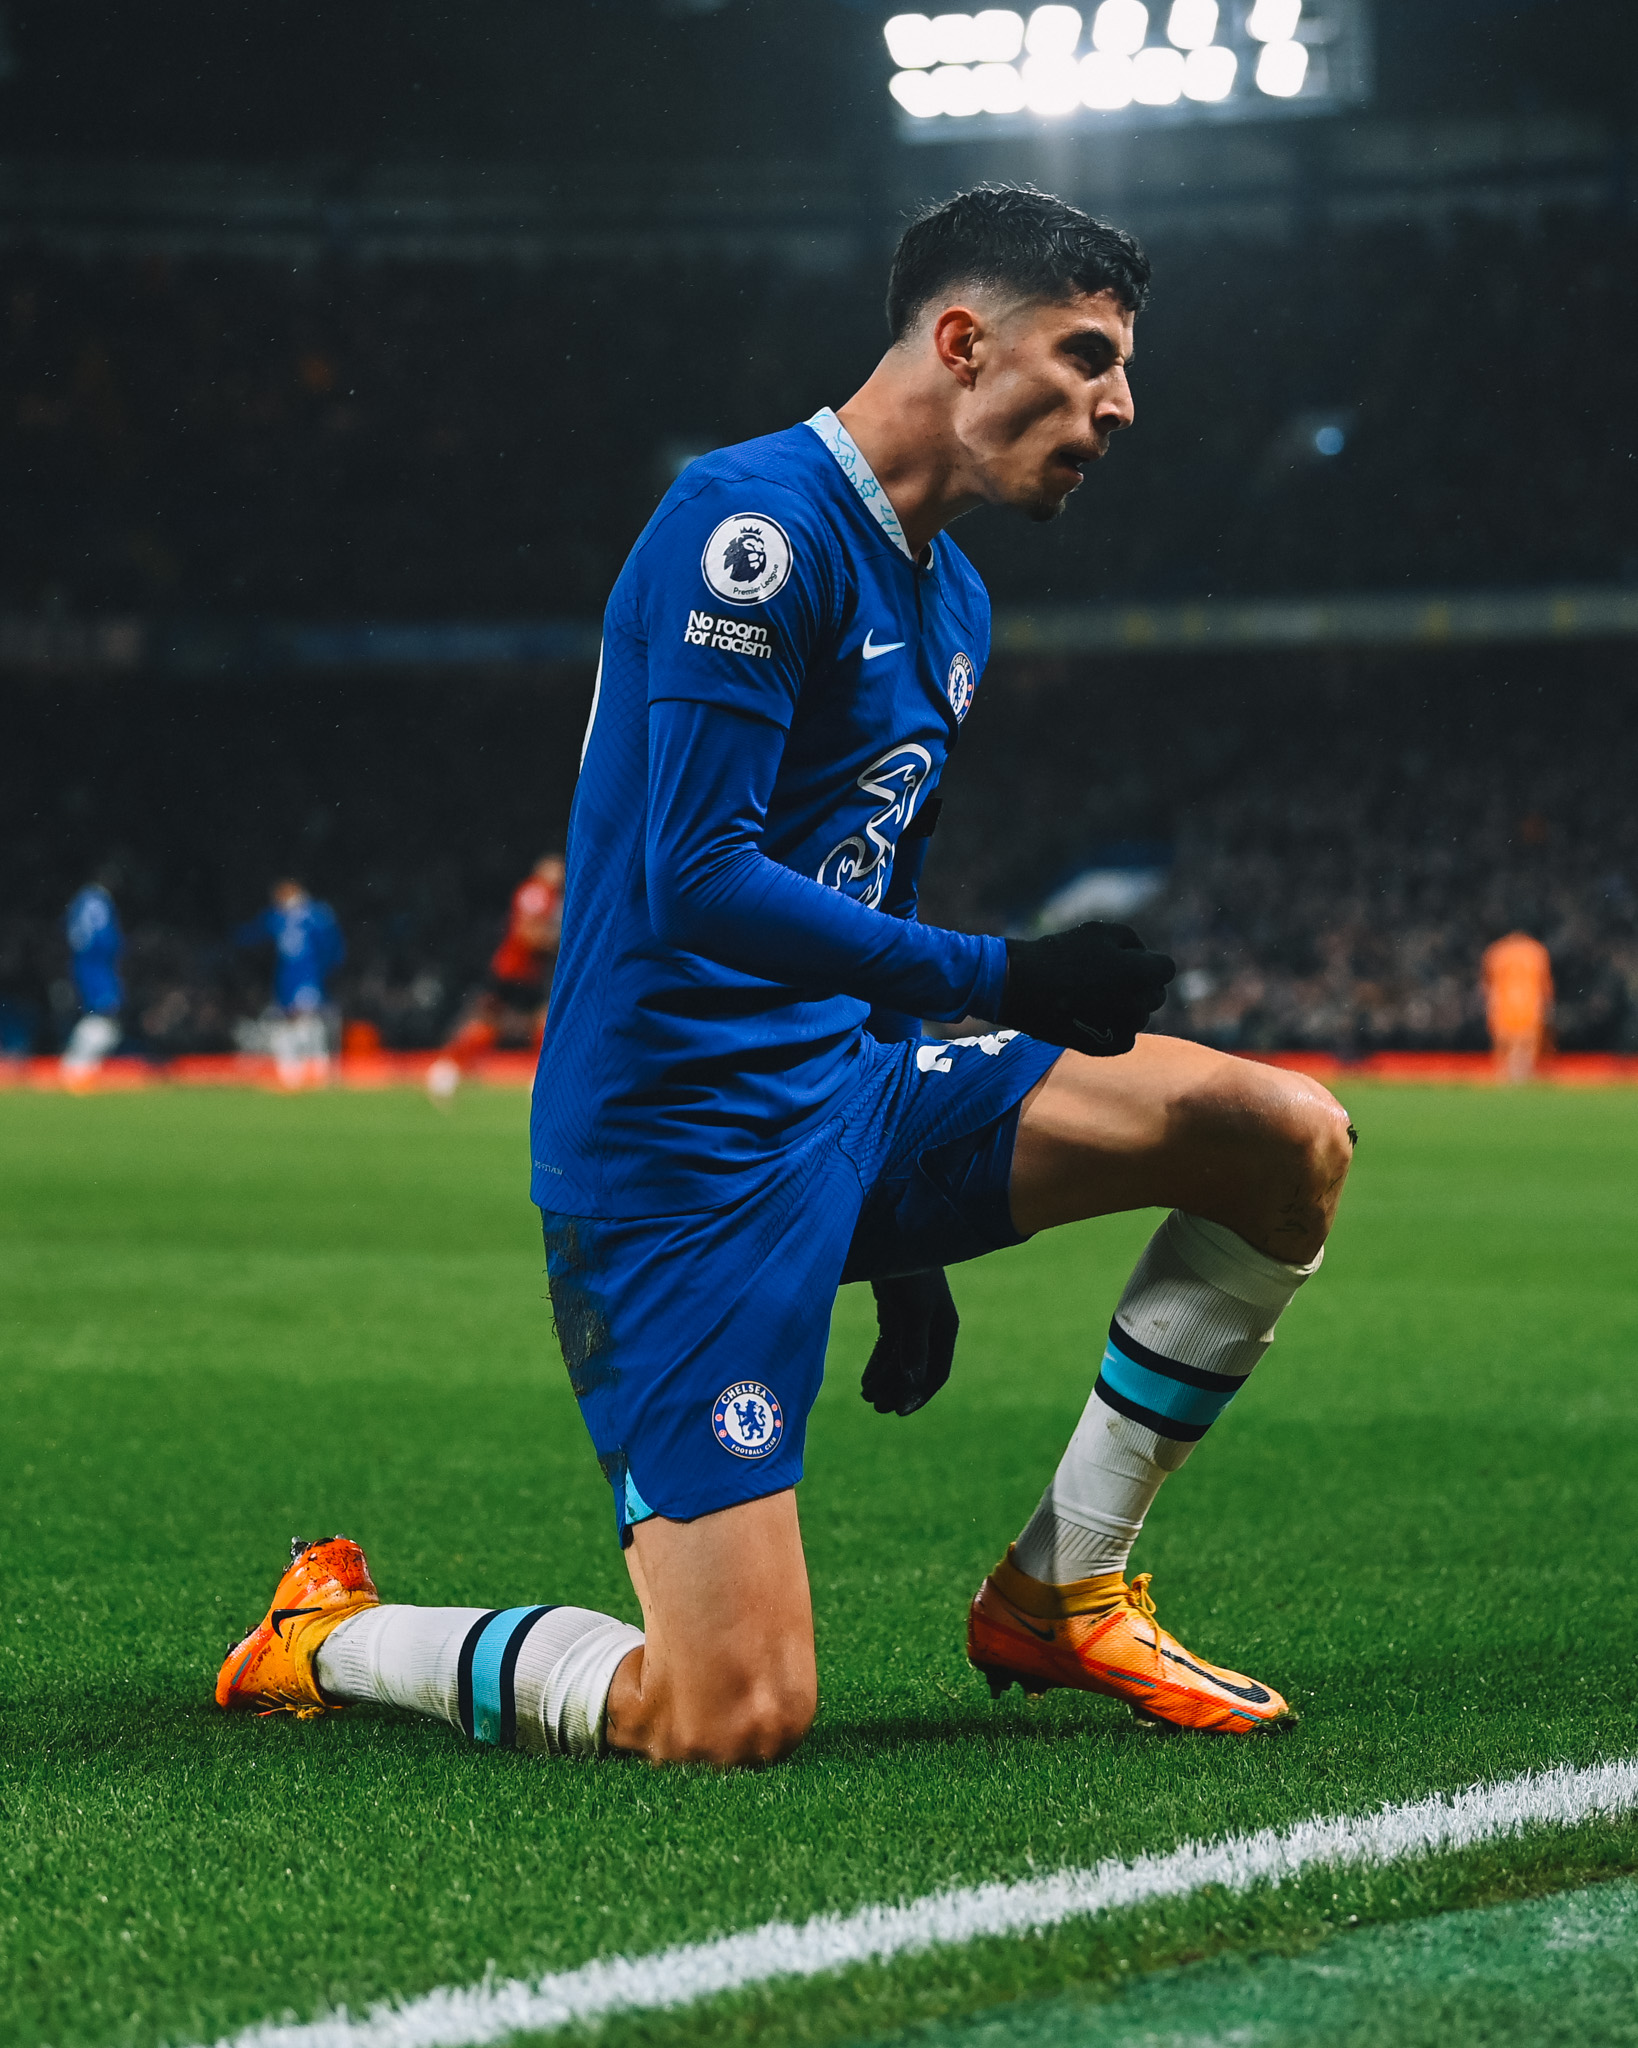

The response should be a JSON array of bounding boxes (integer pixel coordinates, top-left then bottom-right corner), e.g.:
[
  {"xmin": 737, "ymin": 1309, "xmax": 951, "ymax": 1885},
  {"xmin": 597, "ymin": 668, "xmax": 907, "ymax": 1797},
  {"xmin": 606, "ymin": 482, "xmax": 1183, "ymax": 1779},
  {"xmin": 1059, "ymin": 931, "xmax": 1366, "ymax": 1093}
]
[
  {"xmin": 646, "ymin": 697, "xmax": 1004, "ymax": 1020},
  {"xmin": 656, "ymin": 843, "xmax": 1000, "ymax": 1019}
]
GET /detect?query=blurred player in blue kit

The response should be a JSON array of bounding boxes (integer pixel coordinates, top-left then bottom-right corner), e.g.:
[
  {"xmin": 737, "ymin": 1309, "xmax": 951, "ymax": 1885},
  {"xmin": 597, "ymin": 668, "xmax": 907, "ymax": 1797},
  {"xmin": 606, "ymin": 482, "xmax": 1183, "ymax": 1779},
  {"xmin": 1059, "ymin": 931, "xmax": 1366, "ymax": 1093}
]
[
  {"xmin": 61, "ymin": 878, "xmax": 124, "ymax": 1086},
  {"xmin": 221, "ymin": 189, "xmax": 1356, "ymax": 1763},
  {"xmin": 235, "ymin": 880, "xmax": 345, "ymax": 1089}
]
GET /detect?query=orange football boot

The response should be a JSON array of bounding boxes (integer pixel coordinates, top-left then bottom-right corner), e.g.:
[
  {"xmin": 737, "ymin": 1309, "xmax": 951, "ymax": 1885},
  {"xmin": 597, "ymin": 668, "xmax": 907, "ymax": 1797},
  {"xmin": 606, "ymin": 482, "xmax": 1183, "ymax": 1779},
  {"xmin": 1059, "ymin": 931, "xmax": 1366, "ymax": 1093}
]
[
  {"xmin": 967, "ymin": 1546, "xmax": 1291, "ymax": 1734},
  {"xmin": 216, "ymin": 1535, "xmax": 380, "ymax": 1719}
]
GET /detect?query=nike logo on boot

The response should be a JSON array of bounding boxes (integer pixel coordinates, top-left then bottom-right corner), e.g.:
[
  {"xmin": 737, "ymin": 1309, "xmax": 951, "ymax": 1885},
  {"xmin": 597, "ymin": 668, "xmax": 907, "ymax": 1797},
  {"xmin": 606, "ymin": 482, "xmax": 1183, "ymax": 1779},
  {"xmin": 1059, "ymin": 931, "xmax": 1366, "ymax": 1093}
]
[
  {"xmin": 270, "ymin": 1606, "xmax": 322, "ymax": 1638},
  {"xmin": 1161, "ymin": 1646, "xmax": 1273, "ymax": 1704}
]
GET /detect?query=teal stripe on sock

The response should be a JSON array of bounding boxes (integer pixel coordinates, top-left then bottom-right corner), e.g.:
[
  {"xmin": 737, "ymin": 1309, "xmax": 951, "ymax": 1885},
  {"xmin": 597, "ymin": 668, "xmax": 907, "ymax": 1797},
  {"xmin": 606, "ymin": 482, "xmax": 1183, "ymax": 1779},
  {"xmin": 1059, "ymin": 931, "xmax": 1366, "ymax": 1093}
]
[
  {"xmin": 469, "ymin": 1607, "xmax": 544, "ymax": 1746},
  {"xmin": 1099, "ymin": 1339, "xmax": 1242, "ymax": 1432}
]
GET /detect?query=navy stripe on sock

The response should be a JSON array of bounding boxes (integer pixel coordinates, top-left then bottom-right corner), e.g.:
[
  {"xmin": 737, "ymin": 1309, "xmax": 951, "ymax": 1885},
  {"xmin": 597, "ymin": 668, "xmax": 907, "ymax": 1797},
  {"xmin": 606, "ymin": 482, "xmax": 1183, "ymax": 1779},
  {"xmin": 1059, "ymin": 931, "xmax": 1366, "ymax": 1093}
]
[
  {"xmin": 496, "ymin": 1605, "xmax": 556, "ymax": 1750},
  {"xmin": 1094, "ymin": 1374, "xmax": 1214, "ymax": 1444},
  {"xmin": 1109, "ymin": 1317, "xmax": 1245, "ymax": 1394},
  {"xmin": 456, "ymin": 1609, "xmax": 502, "ymax": 1741}
]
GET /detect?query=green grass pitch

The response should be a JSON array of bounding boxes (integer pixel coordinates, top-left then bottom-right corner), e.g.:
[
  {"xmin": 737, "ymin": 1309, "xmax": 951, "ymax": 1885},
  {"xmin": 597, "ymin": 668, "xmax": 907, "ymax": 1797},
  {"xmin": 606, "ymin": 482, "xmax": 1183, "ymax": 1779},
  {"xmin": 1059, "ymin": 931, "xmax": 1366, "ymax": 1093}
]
[{"xmin": 3, "ymin": 1082, "xmax": 1638, "ymax": 2048}]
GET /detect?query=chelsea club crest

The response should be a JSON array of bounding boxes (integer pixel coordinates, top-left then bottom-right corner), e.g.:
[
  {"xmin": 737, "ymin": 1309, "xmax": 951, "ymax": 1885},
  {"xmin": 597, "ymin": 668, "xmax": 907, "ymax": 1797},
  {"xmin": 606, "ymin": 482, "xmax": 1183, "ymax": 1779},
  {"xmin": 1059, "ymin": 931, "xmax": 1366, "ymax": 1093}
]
[
  {"xmin": 946, "ymin": 650, "xmax": 975, "ymax": 722},
  {"xmin": 712, "ymin": 1381, "xmax": 784, "ymax": 1459}
]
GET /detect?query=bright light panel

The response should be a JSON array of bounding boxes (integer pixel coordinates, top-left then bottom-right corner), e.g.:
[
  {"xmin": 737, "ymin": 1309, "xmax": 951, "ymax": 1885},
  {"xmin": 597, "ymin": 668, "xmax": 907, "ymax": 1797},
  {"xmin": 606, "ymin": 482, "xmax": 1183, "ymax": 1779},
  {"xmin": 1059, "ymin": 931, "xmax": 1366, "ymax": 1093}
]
[
  {"xmin": 1246, "ymin": 0, "xmax": 1301, "ymax": 40},
  {"xmin": 973, "ymin": 9, "xmax": 1027, "ymax": 59},
  {"xmin": 1024, "ymin": 5, "xmax": 1082, "ymax": 57},
  {"xmin": 1079, "ymin": 49, "xmax": 1133, "ymax": 105},
  {"xmin": 1255, "ymin": 36, "xmax": 1308, "ymax": 92},
  {"xmin": 887, "ymin": 0, "xmax": 1354, "ymax": 126},
  {"xmin": 1021, "ymin": 49, "xmax": 1082, "ymax": 106},
  {"xmin": 974, "ymin": 57, "xmax": 1028, "ymax": 106},
  {"xmin": 930, "ymin": 12, "xmax": 979, "ymax": 61},
  {"xmin": 1131, "ymin": 43, "xmax": 1184, "ymax": 101},
  {"xmin": 1091, "ymin": 0, "xmax": 1148, "ymax": 55},
  {"xmin": 889, "ymin": 65, "xmax": 942, "ymax": 114},
  {"xmin": 884, "ymin": 14, "xmax": 938, "ymax": 67},
  {"xmin": 933, "ymin": 62, "xmax": 983, "ymax": 111},
  {"xmin": 1165, "ymin": 0, "xmax": 1217, "ymax": 48},
  {"xmin": 1181, "ymin": 40, "xmax": 1236, "ymax": 97}
]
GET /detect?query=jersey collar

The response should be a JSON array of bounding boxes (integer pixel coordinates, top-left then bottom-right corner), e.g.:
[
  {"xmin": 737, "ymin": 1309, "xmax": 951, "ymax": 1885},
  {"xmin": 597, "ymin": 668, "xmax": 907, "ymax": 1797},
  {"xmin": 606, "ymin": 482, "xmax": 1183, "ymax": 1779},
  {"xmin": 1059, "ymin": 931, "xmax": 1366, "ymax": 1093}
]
[{"xmin": 804, "ymin": 407, "xmax": 914, "ymax": 561}]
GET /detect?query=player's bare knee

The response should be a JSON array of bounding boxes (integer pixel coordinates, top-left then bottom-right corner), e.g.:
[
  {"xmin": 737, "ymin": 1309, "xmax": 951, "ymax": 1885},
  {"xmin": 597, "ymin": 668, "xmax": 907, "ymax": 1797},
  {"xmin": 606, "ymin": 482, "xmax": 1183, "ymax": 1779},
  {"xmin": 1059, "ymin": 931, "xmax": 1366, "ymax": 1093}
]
[
  {"xmin": 1251, "ymin": 1084, "xmax": 1354, "ymax": 1248},
  {"xmin": 662, "ymin": 1682, "xmax": 813, "ymax": 1769},
  {"xmin": 1297, "ymin": 1087, "xmax": 1355, "ymax": 1208},
  {"xmin": 725, "ymin": 1691, "xmax": 815, "ymax": 1767}
]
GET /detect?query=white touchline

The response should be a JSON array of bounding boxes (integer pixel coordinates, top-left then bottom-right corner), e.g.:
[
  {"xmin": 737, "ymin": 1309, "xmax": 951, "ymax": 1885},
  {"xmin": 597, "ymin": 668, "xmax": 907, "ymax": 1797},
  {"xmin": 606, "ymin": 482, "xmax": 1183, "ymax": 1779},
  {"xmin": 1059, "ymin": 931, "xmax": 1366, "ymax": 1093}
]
[{"xmin": 194, "ymin": 1757, "xmax": 1638, "ymax": 2048}]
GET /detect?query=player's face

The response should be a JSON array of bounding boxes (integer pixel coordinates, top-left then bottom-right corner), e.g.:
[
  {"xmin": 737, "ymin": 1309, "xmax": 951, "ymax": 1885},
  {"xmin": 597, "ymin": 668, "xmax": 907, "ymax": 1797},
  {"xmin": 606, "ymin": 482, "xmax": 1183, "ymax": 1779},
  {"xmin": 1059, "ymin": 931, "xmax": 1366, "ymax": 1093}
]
[{"xmin": 960, "ymin": 289, "xmax": 1136, "ymax": 522}]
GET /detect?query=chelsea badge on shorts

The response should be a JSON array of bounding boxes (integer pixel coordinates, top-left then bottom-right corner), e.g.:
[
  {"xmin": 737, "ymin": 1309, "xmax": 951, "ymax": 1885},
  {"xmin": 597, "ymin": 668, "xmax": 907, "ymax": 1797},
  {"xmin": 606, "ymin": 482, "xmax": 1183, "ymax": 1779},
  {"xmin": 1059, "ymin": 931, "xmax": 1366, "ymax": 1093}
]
[
  {"xmin": 712, "ymin": 1381, "xmax": 784, "ymax": 1459},
  {"xmin": 701, "ymin": 513, "xmax": 793, "ymax": 606},
  {"xmin": 947, "ymin": 650, "xmax": 975, "ymax": 721}
]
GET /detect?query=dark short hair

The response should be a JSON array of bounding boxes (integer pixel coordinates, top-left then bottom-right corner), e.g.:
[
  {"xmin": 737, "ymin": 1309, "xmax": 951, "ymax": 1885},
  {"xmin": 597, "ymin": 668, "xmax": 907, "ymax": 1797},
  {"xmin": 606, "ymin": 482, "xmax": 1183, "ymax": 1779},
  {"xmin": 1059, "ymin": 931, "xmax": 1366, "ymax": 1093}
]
[{"xmin": 886, "ymin": 185, "xmax": 1150, "ymax": 342}]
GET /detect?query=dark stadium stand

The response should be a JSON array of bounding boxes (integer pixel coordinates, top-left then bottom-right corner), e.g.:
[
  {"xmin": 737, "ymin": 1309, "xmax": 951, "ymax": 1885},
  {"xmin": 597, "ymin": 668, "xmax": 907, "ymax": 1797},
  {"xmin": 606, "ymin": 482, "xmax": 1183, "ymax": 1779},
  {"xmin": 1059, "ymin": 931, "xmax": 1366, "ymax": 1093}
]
[
  {"xmin": 4, "ymin": 172, "xmax": 1634, "ymax": 1058},
  {"xmin": 3, "ymin": 207, "xmax": 1635, "ymax": 619},
  {"xmin": 5, "ymin": 639, "xmax": 1635, "ymax": 1058}
]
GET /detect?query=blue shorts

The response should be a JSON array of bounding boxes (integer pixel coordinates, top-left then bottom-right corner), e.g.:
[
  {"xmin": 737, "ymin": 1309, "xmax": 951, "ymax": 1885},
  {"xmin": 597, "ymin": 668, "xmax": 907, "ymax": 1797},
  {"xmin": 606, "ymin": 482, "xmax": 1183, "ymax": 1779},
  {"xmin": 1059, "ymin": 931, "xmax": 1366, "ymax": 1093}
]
[{"xmin": 541, "ymin": 1028, "xmax": 1062, "ymax": 1543}]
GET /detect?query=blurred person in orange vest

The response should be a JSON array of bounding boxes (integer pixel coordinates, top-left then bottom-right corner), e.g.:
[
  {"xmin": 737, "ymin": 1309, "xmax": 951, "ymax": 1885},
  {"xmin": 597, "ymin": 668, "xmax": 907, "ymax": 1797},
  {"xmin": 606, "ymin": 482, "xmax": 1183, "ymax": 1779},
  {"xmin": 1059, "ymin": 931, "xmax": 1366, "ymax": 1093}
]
[
  {"xmin": 427, "ymin": 855, "xmax": 564, "ymax": 1100},
  {"xmin": 1481, "ymin": 931, "xmax": 1553, "ymax": 1082}
]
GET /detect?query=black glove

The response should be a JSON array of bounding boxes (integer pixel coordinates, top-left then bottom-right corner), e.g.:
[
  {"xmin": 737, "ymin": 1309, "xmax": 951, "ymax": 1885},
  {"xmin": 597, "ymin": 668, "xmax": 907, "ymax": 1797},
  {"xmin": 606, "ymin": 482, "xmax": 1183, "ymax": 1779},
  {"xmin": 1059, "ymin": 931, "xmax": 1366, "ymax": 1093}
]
[
  {"xmin": 860, "ymin": 1270, "xmax": 959, "ymax": 1416},
  {"xmin": 998, "ymin": 921, "xmax": 1175, "ymax": 1058}
]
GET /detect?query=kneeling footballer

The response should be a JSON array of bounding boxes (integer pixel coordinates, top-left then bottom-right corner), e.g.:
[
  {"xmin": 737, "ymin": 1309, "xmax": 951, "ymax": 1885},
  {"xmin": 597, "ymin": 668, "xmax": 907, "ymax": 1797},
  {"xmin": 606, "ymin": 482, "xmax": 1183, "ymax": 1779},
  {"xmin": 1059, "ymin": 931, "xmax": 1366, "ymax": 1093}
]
[{"xmin": 219, "ymin": 185, "xmax": 1354, "ymax": 1765}]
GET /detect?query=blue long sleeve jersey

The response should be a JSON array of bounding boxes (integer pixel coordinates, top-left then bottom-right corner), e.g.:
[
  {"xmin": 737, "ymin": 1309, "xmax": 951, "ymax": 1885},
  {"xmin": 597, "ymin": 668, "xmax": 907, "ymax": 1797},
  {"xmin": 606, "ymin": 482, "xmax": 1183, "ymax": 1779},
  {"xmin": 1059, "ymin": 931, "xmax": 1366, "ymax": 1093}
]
[
  {"xmin": 66, "ymin": 885, "xmax": 124, "ymax": 1015},
  {"xmin": 237, "ymin": 899, "xmax": 345, "ymax": 1009},
  {"xmin": 532, "ymin": 409, "xmax": 1009, "ymax": 1218}
]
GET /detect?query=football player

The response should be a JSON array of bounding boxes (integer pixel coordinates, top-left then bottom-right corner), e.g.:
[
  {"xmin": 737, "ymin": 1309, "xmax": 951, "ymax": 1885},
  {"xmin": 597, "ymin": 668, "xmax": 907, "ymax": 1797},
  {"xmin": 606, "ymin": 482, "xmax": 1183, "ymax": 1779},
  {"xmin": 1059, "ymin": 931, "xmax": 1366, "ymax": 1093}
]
[
  {"xmin": 426, "ymin": 854, "xmax": 564, "ymax": 1101},
  {"xmin": 235, "ymin": 880, "xmax": 345, "ymax": 1089},
  {"xmin": 220, "ymin": 188, "xmax": 1354, "ymax": 1762},
  {"xmin": 61, "ymin": 876, "xmax": 125, "ymax": 1087},
  {"xmin": 1481, "ymin": 930, "xmax": 1553, "ymax": 1083}
]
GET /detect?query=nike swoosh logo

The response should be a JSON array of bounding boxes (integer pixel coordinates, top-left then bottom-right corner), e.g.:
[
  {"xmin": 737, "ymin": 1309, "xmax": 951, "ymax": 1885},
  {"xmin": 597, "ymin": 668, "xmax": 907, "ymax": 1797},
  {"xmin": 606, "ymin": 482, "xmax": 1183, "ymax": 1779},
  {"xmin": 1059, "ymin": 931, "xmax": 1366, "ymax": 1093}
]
[
  {"xmin": 997, "ymin": 1599, "xmax": 1056, "ymax": 1642},
  {"xmin": 270, "ymin": 1605, "xmax": 322, "ymax": 1639},
  {"xmin": 861, "ymin": 630, "xmax": 906, "ymax": 661},
  {"xmin": 1073, "ymin": 1019, "xmax": 1116, "ymax": 1049},
  {"xmin": 1161, "ymin": 1645, "xmax": 1273, "ymax": 1704}
]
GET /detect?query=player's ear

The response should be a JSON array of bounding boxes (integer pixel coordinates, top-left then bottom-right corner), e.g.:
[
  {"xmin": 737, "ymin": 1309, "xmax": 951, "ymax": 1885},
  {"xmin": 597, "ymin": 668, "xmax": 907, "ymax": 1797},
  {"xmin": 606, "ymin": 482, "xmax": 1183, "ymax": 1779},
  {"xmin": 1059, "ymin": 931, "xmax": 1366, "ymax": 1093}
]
[{"xmin": 930, "ymin": 305, "xmax": 982, "ymax": 389}]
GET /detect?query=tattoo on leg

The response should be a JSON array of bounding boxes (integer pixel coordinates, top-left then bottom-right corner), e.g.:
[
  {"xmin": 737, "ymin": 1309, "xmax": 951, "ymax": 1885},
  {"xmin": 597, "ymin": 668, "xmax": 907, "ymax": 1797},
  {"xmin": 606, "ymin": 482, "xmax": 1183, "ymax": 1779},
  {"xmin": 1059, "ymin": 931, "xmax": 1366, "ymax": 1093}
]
[{"xmin": 1269, "ymin": 1192, "xmax": 1319, "ymax": 1251}]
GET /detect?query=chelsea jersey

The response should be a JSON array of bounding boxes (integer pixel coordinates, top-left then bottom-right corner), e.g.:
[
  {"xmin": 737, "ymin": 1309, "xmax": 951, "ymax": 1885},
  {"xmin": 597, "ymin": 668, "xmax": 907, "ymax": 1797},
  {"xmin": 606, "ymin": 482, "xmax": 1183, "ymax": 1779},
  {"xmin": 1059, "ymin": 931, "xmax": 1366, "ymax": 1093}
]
[{"xmin": 533, "ymin": 409, "xmax": 1000, "ymax": 1217}]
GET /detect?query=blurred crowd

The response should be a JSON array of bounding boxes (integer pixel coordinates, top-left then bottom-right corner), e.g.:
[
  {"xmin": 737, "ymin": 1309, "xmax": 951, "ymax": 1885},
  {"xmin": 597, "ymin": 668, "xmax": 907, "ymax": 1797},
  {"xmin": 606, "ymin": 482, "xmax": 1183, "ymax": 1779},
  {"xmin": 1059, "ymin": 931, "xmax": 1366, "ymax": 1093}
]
[
  {"xmin": 2, "ymin": 206, "xmax": 1635, "ymax": 619},
  {"xmin": 4, "ymin": 201, "xmax": 1633, "ymax": 1060},
  {"xmin": 4, "ymin": 645, "xmax": 1634, "ymax": 1060},
  {"xmin": 924, "ymin": 644, "xmax": 1638, "ymax": 1056}
]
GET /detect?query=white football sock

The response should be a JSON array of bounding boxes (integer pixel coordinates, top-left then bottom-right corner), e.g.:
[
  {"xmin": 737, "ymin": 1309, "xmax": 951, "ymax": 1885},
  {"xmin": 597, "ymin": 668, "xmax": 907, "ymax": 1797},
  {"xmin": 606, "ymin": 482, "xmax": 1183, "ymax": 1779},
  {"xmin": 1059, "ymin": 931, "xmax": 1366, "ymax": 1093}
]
[
  {"xmin": 1013, "ymin": 1211, "xmax": 1322, "ymax": 1584},
  {"xmin": 316, "ymin": 1602, "xmax": 643, "ymax": 1756},
  {"xmin": 62, "ymin": 1013, "xmax": 120, "ymax": 1070}
]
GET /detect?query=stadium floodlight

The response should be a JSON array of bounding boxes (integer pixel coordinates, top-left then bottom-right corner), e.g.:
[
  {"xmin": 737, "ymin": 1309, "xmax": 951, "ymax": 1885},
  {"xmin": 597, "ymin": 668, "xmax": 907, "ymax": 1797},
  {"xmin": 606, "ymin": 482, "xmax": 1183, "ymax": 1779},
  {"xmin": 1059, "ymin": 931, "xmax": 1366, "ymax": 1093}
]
[
  {"xmin": 931, "ymin": 12, "xmax": 981, "ymax": 61},
  {"xmin": 972, "ymin": 8, "xmax": 1027, "ymax": 58},
  {"xmin": 1246, "ymin": 0, "xmax": 1301, "ymax": 39},
  {"xmin": 1022, "ymin": 49, "xmax": 1083, "ymax": 108},
  {"xmin": 889, "ymin": 65, "xmax": 943, "ymax": 113},
  {"xmin": 1255, "ymin": 36, "xmax": 1308, "ymax": 93},
  {"xmin": 884, "ymin": 13, "xmax": 940, "ymax": 67},
  {"xmin": 885, "ymin": 0, "xmax": 1370, "ymax": 134},
  {"xmin": 1024, "ymin": 5, "xmax": 1082, "ymax": 56},
  {"xmin": 974, "ymin": 57, "xmax": 1028, "ymax": 107},
  {"xmin": 1181, "ymin": 40, "xmax": 1236, "ymax": 96},
  {"xmin": 1165, "ymin": 0, "xmax": 1217, "ymax": 46},
  {"xmin": 1131, "ymin": 44, "xmax": 1185, "ymax": 101},
  {"xmin": 1091, "ymin": 0, "xmax": 1148, "ymax": 55},
  {"xmin": 1079, "ymin": 49, "xmax": 1134, "ymax": 105},
  {"xmin": 1313, "ymin": 424, "xmax": 1345, "ymax": 455},
  {"xmin": 932, "ymin": 61, "xmax": 985, "ymax": 112}
]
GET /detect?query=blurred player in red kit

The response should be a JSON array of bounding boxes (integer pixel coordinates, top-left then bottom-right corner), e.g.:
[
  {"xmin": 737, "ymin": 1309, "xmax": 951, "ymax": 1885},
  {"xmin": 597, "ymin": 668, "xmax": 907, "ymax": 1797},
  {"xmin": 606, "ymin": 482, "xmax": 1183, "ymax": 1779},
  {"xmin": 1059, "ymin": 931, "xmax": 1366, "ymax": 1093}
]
[{"xmin": 426, "ymin": 855, "xmax": 564, "ymax": 1100}]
